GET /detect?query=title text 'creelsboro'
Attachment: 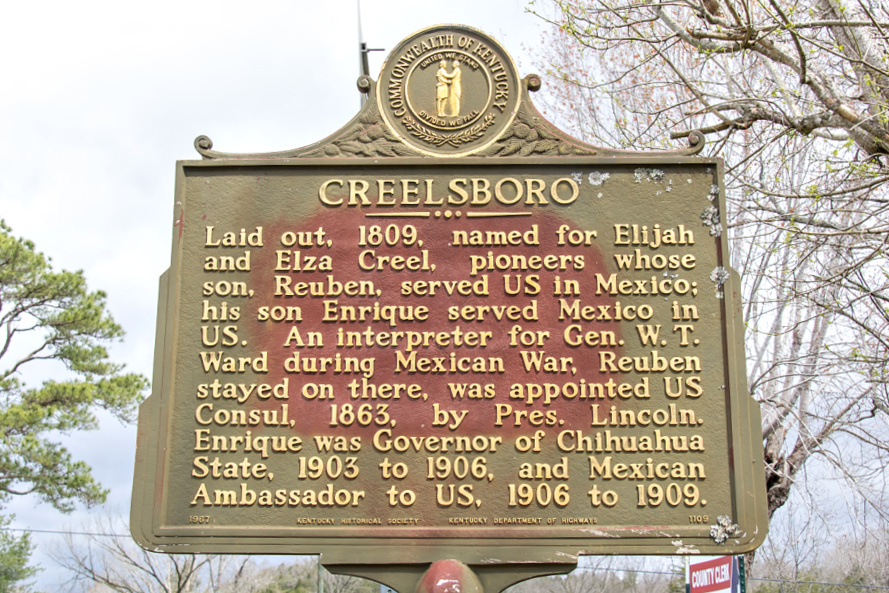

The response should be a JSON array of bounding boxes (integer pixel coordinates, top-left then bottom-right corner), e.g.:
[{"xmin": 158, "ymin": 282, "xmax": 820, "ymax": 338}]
[{"xmin": 318, "ymin": 177, "xmax": 581, "ymax": 207}]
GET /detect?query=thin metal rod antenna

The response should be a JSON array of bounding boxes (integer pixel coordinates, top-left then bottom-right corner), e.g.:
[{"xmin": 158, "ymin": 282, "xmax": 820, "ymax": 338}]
[
  {"xmin": 358, "ymin": 0, "xmax": 365, "ymax": 74},
  {"xmin": 357, "ymin": 0, "xmax": 384, "ymax": 106}
]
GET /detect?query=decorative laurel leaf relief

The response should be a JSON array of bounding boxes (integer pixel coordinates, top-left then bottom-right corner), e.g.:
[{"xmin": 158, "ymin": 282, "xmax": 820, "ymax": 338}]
[
  {"xmin": 481, "ymin": 108, "xmax": 597, "ymax": 157},
  {"xmin": 300, "ymin": 107, "xmax": 420, "ymax": 158},
  {"xmin": 498, "ymin": 140, "xmax": 524, "ymax": 157},
  {"xmin": 195, "ymin": 77, "xmax": 703, "ymax": 159},
  {"xmin": 402, "ymin": 114, "xmax": 496, "ymax": 148}
]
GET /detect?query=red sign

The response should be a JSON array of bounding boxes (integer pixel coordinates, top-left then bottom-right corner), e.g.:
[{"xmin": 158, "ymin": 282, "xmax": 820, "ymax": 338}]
[{"xmin": 690, "ymin": 557, "xmax": 733, "ymax": 593}]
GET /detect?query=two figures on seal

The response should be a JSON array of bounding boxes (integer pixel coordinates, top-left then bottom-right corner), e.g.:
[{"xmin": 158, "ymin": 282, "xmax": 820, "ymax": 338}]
[{"xmin": 435, "ymin": 60, "xmax": 463, "ymax": 117}]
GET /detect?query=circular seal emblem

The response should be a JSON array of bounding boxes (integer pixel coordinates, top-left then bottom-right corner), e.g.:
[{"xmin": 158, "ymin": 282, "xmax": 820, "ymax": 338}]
[{"xmin": 377, "ymin": 25, "xmax": 521, "ymax": 156}]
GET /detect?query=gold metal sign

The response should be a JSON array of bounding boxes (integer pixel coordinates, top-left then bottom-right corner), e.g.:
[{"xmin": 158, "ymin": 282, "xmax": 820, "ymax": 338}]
[{"xmin": 132, "ymin": 24, "xmax": 767, "ymax": 578}]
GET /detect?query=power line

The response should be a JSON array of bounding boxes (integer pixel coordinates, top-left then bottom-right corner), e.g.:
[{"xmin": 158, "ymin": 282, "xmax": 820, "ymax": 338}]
[
  {"xmin": 3, "ymin": 528, "xmax": 888, "ymax": 591},
  {"xmin": 0, "ymin": 526, "xmax": 129, "ymax": 538},
  {"xmin": 571, "ymin": 565, "xmax": 889, "ymax": 590},
  {"xmin": 750, "ymin": 577, "xmax": 889, "ymax": 591}
]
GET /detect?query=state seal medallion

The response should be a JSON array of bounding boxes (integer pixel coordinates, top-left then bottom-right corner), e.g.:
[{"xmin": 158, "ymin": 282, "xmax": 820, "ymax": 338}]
[{"xmin": 377, "ymin": 25, "xmax": 521, "ymax": 156}]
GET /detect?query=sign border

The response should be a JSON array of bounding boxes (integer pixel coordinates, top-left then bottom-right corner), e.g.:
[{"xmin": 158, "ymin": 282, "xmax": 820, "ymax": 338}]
[{"xmin": 131, "ymin": 154, "xmax": 768, "ymax": 563}]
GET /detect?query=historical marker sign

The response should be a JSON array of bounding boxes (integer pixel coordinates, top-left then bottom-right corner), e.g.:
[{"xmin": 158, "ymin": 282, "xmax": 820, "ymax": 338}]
[{"xmin": 131, "ymin": 25, "xmax": 767, "ymax": 567}]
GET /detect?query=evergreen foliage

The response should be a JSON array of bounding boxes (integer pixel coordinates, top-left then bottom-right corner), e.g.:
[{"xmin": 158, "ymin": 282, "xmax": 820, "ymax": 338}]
[
  {"xmin": 0, "ymin": 220, "xmax": 148, "ymax": 511},
  {"xmin": 0, "ymin": 517, "xmax": 35, "ymax": 593},
  {"xmin": 0, "ymin": 221, "xmax": 147, "ymax": 590}
]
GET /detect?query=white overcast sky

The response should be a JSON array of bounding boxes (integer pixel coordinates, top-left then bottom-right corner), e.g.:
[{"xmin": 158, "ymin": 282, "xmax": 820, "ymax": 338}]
[{"xmin": 0, "ymin": 0, "xmax": 551, "ymax": 584}]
